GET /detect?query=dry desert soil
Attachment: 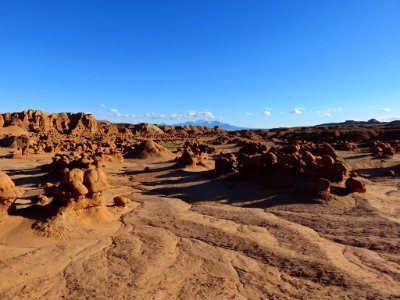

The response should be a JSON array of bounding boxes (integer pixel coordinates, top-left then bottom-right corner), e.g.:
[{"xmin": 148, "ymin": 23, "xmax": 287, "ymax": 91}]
[{"xmin": 0, "ymin": 111, "xmax": 399, "ymax": 299}]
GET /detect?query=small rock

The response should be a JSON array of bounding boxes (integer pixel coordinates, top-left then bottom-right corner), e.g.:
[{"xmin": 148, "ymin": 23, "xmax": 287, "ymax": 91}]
[
  {"xmin": 384, "ymin": 170, "xmax": 396, "ymax": 177},
  {"xmin": 345, "ymin": 177, "xmax": 366, "ymax": 193},
  {"xmin": 32, "ymin": 194, "xmax": 50, "ymax": 206},
  {"xmin": 312, "ymin": 178, "xmax": 331, "ymax": 193},
  {"xmin": 113, "ymin": 196, "xmax": 131, "ymax": 207}
]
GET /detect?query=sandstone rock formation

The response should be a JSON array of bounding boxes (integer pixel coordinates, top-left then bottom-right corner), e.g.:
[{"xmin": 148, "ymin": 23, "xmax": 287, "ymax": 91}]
[
  {"xmin": 125, "ymin": 140, "xmax": 172, "ymax": 159},
  {"xmin": 175, "ymin": 141, "xmax": 215, "ymax": 168},
  {"xmin": 215, "ymin": 141, "xmax": 357, "ymax": 200},
  {"xmin": 84, "ymin": 168, "xmax": 111, "ymax": 193},
  {"xmin": 1, "ymin": 110, "xmax": 101, "ymax": 135},
  {"xmin": 44, "ymin": 166, "xmax": 111, "ymax": 211},
  {"xmin": 113, "ymin": 196, "xmax": 131, "ymax": 207},
  {"xmin": 0, "ymin": 171, "xmax": 24, "ymax": 214},
  {"xmin": 345, "ymin": 177, "xmax": 367, "ymax": 193},
  {"xmin": 371, "ymin": 141, "xmax": 398, "ymax": 157},
  {"xmin": 215, "ymin": 153, "xmax": 237, "ymax": 174}
]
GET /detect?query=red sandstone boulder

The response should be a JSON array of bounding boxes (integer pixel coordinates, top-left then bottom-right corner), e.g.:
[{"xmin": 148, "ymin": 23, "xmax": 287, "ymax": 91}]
[{"xmin": 345, "ymin": 177, "xmax": 366, "ymax": 193}]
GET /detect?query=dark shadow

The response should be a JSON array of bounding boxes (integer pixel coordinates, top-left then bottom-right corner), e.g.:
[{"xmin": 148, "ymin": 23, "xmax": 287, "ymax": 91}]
[
  {"xmin": 241, "ymin": 193, "xmax": 315, "ymax": 209},
  {"xmin": 4, "ymin": 167, "xmax": 57, "ymax": 187},
  {"xmin": 124, "ymin": 164, "xmax": 174, "ymax": 176},
  {"xmin": 330, "ymin": 186, "xmax": 351, "ymax": 196},
  {"xmin": 345, "ymin": 153, "xmax": 371, "ymax": 160},
  {"xmin": 4, "ymin": 167, "xmax": 44, "ymax": 176},
  {"xmin": 354, "ymin": 164, "xmax": 400, "ymax": 178},
  {"xmin": 143, "ymin": 169, "xmax": 318, "ymax": 209},
  {"xmin": 12, "ymin": 201, "xmax": 62, "ymax": 221}
]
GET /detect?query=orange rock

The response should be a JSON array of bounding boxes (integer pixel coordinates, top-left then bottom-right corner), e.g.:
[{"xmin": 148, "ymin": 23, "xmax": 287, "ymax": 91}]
[
  {"xmin": 345, "ymin": 177, "xmax": 366, "ymax": 193},
  {"xmin": 113, "ymin": 196, "xmax": 131, "ymax": 207},
  {"xmin": 83, "ymin": 168, "xmax": 111, "ymax": 193}
]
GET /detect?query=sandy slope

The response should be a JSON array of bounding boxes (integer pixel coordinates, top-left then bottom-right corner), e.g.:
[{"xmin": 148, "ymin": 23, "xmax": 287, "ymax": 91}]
[{"xmin": 0, "ymin": 148, "xmax": 399, "ymax": 299}]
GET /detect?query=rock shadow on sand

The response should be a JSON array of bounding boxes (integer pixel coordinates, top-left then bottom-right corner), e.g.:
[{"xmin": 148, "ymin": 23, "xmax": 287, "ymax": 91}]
[{"xmin": 143, "ymin": 169, "xmax": 322, "ymax": 209}]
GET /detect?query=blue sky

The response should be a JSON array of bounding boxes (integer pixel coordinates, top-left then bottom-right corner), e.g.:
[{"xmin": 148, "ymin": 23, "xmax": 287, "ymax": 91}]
[{"xmin": 0, "ymin": 0, "xmax": 399, "ymax": 128}]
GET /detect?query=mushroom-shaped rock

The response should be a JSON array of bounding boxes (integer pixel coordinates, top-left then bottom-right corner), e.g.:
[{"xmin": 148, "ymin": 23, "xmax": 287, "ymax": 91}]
[
  {"xmin": 330, "ymin": 162, "xmax": 349, "ymax": 182},
  {"xmin": 323, "ymin": 143, "xmax": 338, "ymax": 160},
  {"xmin": 61, "ymin": 169, "xmax": 88, "ymax": 196},
  {"xmin": 175, "ymin": 148, "xmax": 198, "ymax": 167},
  {"xmin": 263, "ymin": 152, "xmax": 278, "ymax": 165},
  {"xmin": 345, "ymin": 177, "xmax": 366, "ymax": 193},
  {"xmin": 83, "ymin": 168, "xmax": 110, "ymax": 193},
  {"xmin": 315, "ymin": 178, "xmax": 331, "ymax": 192},
  {"xmin": 308, "ymin": 178, "xmax": 331, "ymax": 195},
  {"xmin": 32, "ymin": 194, "xmax": 51, "ymax": 206},
  {"xmin": 316, "ymin": 155, "xmax": 335, "ymax": 167},
  {"xmin": 372, "ymin": 146, "xmax": 382, "ymax": 156},
  {"xmin": 0, "ymin": 171, "xmax": 24, "ymax": 214},
  {"xmin": 384, "ymin": 147, "xmax": 395, "ymax": 156},
  {"xmin": 113, "ymin": 196, "xmax": 131, "ymax": 207},
  {"xmin": 302, "ymin": 151, "xmax": 316, "ymax": 165},
  {"xmin": 215, "ymin": 153, "xmax": 237, "ymax": 174},
  {"xmin": 0, "ymin": 171, "xmax": 24, "ymax": 201}
]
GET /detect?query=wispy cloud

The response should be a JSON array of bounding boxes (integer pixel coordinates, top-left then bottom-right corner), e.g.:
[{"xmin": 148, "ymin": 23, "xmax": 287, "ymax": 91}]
[
  {"xmin": 263, "ymin": 108, "xmax": 271, "ymax": 117},
  {"xmin": 100, "ymin": 104, "xmax": 106, "ymax": 108},
  {"xmin": 185, "ymin": 110, "xmax": 216, "ymax": 120},
  {"xmin": 316, "ymin": 110, "xmax": 332, "ymax": 117},
  {"xmin": 291, "ymin": 108, "xmax": 303, "ymax": 114},
  {"xmin": 320, "ymin": 112, "xmax": 331, "ymax": 117},
  {"xmin": 379, "ymin": 107, "xmax": 391, "ymax": 112},
  {"xmin": 169, "ymin": 113, "xmax": 182, "ymax": 120},
  {"xmin": 106, "ymin": 109, "xmax": 219, "ymax": 122},
  {"xmin": 244, "ymin": 112, "xmax": 252, "ymax": 116}
]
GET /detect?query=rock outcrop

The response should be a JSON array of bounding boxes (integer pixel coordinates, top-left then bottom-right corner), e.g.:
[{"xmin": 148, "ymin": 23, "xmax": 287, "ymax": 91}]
[
  {"xmin": 0, "ymin": 171, "xmax": 24, "ymax": 214},
  {"xmin": 1, "ymin": 110, "xmax": 100, "ymax": 135},
  {"xmin": 175, "ymin": 141, "xmax": 215, "ymax": 168},
  {"xmin": 45, "ymin": 167, "xmax": 111, "ymax": 210},
  {"xmin": 124, "ymin": 140, "xmax": 173, "ymax": 159}
]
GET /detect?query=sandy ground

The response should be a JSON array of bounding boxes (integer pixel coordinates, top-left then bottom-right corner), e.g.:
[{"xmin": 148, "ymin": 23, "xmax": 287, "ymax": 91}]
[{"xmin": 0, "ymin": 147, "xmax": 399, "ymax": 299}]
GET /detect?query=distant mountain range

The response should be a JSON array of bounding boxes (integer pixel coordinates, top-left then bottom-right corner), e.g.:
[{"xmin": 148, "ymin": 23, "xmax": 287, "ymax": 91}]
[
  {"xmin": 317, "ymin": 118, "xmax": 400, "ymax": 126},
  {"xmin": 173, "ymin": 120, "xmax": 246, "ymax": 131}
]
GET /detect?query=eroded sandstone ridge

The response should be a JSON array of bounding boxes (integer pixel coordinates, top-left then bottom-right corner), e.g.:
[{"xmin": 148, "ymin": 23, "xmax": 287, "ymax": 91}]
[{"xmin": 0, "ymin": 110, "xmax": 100, "ymax": 135}]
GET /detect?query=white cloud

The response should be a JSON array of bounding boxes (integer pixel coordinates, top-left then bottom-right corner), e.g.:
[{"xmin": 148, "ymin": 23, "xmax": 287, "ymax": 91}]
[
  {"xmin": 291, "ymin": 108, "xmax": 303, "ymax": 114},
  {"xmin": 244, "ymin": 112, "xmax": 252, "ymax": 116},
  {"xmin": 169, "ymin": 113, "xmax": 182, "ymax": 120},
  {"xmin": 139, "ymin": 110, "xmax": 219, "ymax": 122},
  {"xmin": 379, "ymin": 107, "xmax": 391, "ymax": 112},
  {"xmin": 186, "ymin": 111, "xmax": 197, "ymax": 118},
  {"xmin": 109, "ymin": 108, "xmax": 118, "ymax": 113},
  {"xmin": 316, "ymin": 110, "xmax": 331, "ymax": 117},
  {"xmin": 263, "ymin": 109, "xmax": 271, "ymax": 117},
  {"xmin": 185, "ymin": 110, "xmax": 216, "ymax": 120},
  {"xmin": 145, "ymin": 112, "xmax": 157, "ymax": 119},
  {"xmin": 325, "ymin": 108, "xmax": 341, "ymax": 113},
  {"xmin": 100, "ymin": 104, "xmax": 106, "ymax": 108}
]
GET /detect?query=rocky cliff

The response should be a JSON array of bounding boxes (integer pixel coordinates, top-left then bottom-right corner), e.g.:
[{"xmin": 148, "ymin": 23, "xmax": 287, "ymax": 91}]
[{"xmin": 0, "ymin": 110, "xmax": 100, "ymax": 135}]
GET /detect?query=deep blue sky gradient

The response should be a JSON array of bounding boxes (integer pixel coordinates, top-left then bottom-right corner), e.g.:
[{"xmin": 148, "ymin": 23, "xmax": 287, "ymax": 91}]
[{"xmin": 0, "ymin": 0, "xmax": 399, "ymax": 127}]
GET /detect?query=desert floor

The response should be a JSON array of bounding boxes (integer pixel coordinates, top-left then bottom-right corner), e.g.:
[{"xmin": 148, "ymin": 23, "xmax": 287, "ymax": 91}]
[{"xmin": 0, "ymin": 146, "xmax": 399, "ymax": 299}]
